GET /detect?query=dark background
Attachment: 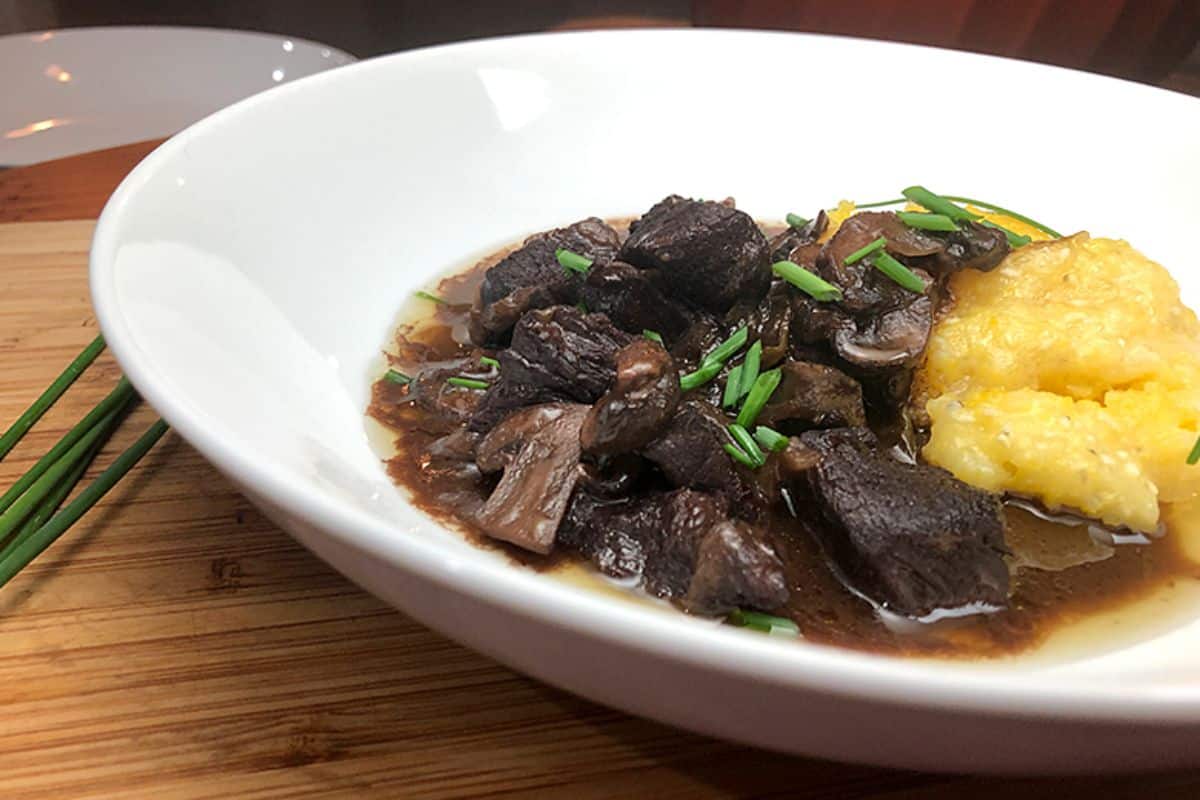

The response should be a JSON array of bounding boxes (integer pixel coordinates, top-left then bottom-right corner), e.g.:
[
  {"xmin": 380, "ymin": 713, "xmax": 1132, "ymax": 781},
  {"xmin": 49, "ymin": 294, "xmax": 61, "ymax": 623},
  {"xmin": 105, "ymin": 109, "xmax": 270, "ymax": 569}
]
[{"xmin": 3, "ymin": 1, "xmax": 1198, "ymax": 93}]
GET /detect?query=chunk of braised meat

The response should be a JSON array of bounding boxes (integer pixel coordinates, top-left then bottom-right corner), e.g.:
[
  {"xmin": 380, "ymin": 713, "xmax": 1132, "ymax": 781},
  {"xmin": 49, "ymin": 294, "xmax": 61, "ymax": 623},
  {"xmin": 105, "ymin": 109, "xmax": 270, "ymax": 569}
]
[
  {"xmin": 620, "ymin": 195, "xmax": 771, "ymax": 313},
  {"xmin": 816, "ymin": 212, "xmax": 939, "ymax": 315},
  {"xmin": 642, "ymin": 399, "xmax": 747, "ymax": 498},
  {"xmin": 768, "ymin": 210, "xmax": 828, "ymax": 267},
  {"xmin": 560, "ymin": 488, "xmax": 788, "ymax": 615},
  {"xmin": 581, "ymin": 339, "xmax": 681, "ymax": 456},
  {"xmin": 469, "ymin": 218, "xmax": 621, "ymax": 345},
  {"xmin": 787, "ymin": 428, "xmax": 1009, "ymax": 617},
  {"xmin": 832, "ymin": 293, "xmax": 933, "ymax": 371},
  {"xmin": 469, "ymin": 305, "xmax": 632, "ymax": 432},
  {"xmin": 578, "ymin": 261, "xmax": 691, "ymax": 341},
  {"xmin": 790, "ymin": 294, "xmax": 848, "ymax": 347},
  {"xmin": 475, "ymin": 403, "xmax": 589, "ymax": 554},
  {"xmin": 417, "ymin": 428, "xmax": 486, "ymax": 516},
  {"xmin": 757, "ymin": 361, "xmax": 866, "ymax": 431}
]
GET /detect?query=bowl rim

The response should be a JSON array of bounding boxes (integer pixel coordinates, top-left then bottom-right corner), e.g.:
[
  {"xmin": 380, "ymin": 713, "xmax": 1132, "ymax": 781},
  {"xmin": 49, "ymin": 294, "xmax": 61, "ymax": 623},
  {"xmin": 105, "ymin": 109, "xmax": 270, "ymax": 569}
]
[{"xmin": 89, "ymin": 27, "xmax": 1200, "ymax": 725}]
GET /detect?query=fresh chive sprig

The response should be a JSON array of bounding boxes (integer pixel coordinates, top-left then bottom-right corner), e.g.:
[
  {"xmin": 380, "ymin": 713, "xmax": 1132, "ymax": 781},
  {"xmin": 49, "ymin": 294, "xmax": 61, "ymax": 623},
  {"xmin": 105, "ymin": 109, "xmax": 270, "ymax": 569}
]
[
  {"xmin": 0, "ymin": 334, "xmax": 106, "ymax": 462},
  {"xmin": 556, "ymin": 248, "xmax": 593, "ymax": 274},
  {"xmin": 383, "ymin": 369, "xmax": 411, "ymax": 385},
  {"xmin": 642, "ymin": 329, "xmax": 663, "ymax": 345},
  {"xmin": 480, "ymin": 356, "xmax": 501, "ymax": 369},
  {"xmin": 447, "ymin": 377, "xmax": 489, "ymax": 390},
  {"xmin": 772, "ymin": 260, "xmax": 842, "ymax": 302},
  {"xmin": 738, "ymin": 340, "xmax": 762, "ymax": 401},
  {"xmin": 414, "ymin": 290, "xmax": 447, "ymax": 305},
  {"xmin": 896, "ymin": 211, "xmax": 959, "ymax": 232},
  {"xmin": 843, "ymin": 236, "xmax": 887, "ymax": 265},
  {"xmin": 722, "ymin": 365, "xmax": 743, "ymax": 409},
  {"xmin": 728, "ymin": 609, "xmax": 799, "ymax": 636},
  {"xmin": 1187, "ymin": 434, "xmax": 1200, "ymax": 465},
  {"xmin": 736, "ymin": 368, "xmax": 782, "ymax": 428},
  {"xmin": 754, "ymin": 425, "xmax": 789, "ymax": 453},
  {"xmin": 868, "ymin": 251, "xmax": 926, "ymax": 293},
  {"xmin": 722, "ymin": 443, "xmax": 758, "ymax": 469},
  {"xmin": 785, "ymin": 213, "xmax": 809, "ymax": 230},
  {"xmin": 680, "ymin": 327, "xmax": 748, "ymax": 391},
  {"xmin": 728, "ymin": 423, "xmax": 765, "ymax": 467}
]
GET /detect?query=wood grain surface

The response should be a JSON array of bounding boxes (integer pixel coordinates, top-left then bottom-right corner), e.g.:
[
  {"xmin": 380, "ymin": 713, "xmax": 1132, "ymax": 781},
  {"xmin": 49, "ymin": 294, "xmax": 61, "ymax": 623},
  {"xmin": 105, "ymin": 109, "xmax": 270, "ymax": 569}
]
[{"xmin": 0, "ymin": 143, "xmax": 1198, "ymax": 799}]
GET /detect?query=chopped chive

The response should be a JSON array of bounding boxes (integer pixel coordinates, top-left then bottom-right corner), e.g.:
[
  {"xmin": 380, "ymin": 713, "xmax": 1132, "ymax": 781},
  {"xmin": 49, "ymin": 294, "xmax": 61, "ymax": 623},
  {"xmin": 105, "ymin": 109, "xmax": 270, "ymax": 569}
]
[
  {"xmin": 979, "ymin": 219, "xmax": 1033, "ymax": 248},
  {"xmin": 576, "ymin": 301, "xmax": 589, "ymax": 314},
  {"xmin": 772, "ymin": 260, "xmax": 842, "ymax": 302},
  {"xmin": 722, "ymin": 364, "xmax": 743, "ymax": 409},
  {"xmin": 754, "ymin": 425, "xmax": 790, "ymax": 453},
  {"xmin": 738, "ymin": 340, "xmax": 762, "ymax": 401},
  {"xmin": 901, "ymin": 185, "xmax": 980, "ymax": 223},
  {"xmin": 383, "ymin": 369, "xmax": 411, "ymax": 385},
  {"xmin": 702, "ymin": 326, "xmax": 749, "ymax": 368},
  {"xmin": 0, "ymin": 378, "xmax": 135, "ymax": 517},
  {"xmin": 414, "ymin": 290, "xmax": 447, "ymax": 305},
  {"xmin": 941, "ymin": 194, "xmax": 1062, "ymax": 238},
  {"xmin": 843, "ymin": 236, "xmax": 888, "ymax": 266},
  {"xmin": 728, "ymin": 608, "xmax": 799, "ymax": 636},
  {"xmin": 643, "ymin": 329, "xmax": 664, "ymax": 345},
  {"xmin": 896, "ymin": 211, "xmax": 959, "ymax": 232},
  {"xmin": 0, "ymin": 418, "xmax": 169, "ymax": 589},
  {"xmin": 1188, "ymin": 434, "xmax": 1200, "ymax": 465},
  {"xmin": 680, "ymin": 360, "xmax": 724, "ymax": 392},
  {"xmin": 785, "ymin": 212, "xmax": 809, "ymax": 230},
  {"xmin": 0, "ymin": 334, "xmax": 106, "ymax": 462},
  {"xmin": 479, "ymin": 356, "xmax": 501, "ymax": 369},
  {"xmin": 556, "ymin": 248, "xmax": 593, "ymax": 274},
  {"xmin": 728, "ymin": 423, "xmax": 765, "ymax": 467},
  {"xmin": 723, "ymin": 442, "xmax": 758, "ymax": 469},
  {"xmin": 736, "ymin": 368, "xmax": 782, "ymax": 428},
  {"xmin": 447, "ymin": 377, "xmax": 489, "ymax": 390},
  {"xmin": 869, "ymin": 251, "xmax": 926, "ymax": 293}
]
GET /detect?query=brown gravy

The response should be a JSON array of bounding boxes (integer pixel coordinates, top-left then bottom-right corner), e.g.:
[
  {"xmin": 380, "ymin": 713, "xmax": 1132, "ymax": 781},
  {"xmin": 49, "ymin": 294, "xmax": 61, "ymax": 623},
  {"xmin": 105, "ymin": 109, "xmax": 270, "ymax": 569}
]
[{"xmin": 367, "ymin": 229, "xmax": 1200, "ymax": 659}]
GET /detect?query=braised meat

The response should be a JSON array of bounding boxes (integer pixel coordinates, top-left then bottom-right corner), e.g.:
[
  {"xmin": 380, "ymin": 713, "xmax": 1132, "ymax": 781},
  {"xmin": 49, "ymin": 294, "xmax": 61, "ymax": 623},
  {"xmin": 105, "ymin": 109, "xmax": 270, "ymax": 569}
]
[
  {"xmin": 757, "ymin": 361, "xmax": 866, "ymax": 430},
  {"xmin": 578, "ymin": 261, "xmax": 691, "ymax": 341},
  {"xmin": 470, "ymin": 305, "xmax": 632, "ymax": 432},
  {"xmin": 470, "ymin": 217, "xmax": 621, "ymax": 345},
  {"xmin": 620, "ymin": 196, "xmax": 771, "ymax": 312},
  {"xmin": 791, "ymin": 428, "xmax": 1009, "ymax": 616}
]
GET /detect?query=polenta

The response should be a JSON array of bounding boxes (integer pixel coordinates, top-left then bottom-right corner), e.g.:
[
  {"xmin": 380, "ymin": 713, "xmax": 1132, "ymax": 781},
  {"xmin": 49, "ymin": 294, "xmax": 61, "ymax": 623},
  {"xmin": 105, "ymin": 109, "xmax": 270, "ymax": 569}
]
[{"xmin": 919, "ymin": 234, "xmax": 1200, "ymax": 532}]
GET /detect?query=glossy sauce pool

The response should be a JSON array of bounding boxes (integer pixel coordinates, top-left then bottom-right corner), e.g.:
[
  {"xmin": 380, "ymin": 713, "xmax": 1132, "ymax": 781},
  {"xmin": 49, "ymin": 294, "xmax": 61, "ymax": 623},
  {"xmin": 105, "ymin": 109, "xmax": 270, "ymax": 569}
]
[{"xmin": 366, "ymin": 227, "xmax": 1200, "ymax": 660}]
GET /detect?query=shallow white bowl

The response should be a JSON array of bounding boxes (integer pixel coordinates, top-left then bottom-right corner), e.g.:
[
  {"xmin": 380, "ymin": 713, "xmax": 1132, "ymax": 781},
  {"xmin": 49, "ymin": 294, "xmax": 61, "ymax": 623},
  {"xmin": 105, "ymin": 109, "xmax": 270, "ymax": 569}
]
[
  {"xmin": 90, "ymin": 30, "xmax": 1200, "ymax": 774},
  {"xmin": 0, "ymin": 26, "xmax": 354, "ymax": 165}
]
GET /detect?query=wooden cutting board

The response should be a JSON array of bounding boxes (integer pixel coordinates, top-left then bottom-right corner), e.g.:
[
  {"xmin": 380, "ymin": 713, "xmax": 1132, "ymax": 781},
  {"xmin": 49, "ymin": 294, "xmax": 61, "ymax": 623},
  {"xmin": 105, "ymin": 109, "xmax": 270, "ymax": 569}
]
[{"xmin": 1, "ymin": 153, "xmax": 1198, "ymax": 798}]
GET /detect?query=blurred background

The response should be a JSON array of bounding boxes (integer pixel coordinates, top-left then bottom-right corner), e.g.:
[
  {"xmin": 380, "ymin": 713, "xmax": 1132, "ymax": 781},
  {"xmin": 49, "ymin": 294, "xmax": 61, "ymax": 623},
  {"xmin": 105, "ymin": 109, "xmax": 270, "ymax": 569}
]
[{"xmin": 1, "ymin": 0, "xmax": 1197, "ymax": 93}]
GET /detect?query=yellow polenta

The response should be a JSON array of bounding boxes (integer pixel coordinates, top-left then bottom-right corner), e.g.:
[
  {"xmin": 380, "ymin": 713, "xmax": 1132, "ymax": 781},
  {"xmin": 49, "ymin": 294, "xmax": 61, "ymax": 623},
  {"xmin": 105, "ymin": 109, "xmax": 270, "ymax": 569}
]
[{"xmin": 918, "ymin": 233, "xmax": 1200, "ymax": 532}]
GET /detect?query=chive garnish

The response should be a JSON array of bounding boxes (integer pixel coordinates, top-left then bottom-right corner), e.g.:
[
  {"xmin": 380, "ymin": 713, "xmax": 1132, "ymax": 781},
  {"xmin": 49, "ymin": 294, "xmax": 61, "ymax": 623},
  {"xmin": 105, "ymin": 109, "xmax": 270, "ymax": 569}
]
[
  {"xmin": 941, "ymin": 194, "xmax": 1062, "ymax": 239},
  {"xmin": 728, "ymin": 423, "xmax": 765, "ymax": 467},
  {"xmin": 754, "ymin": 425, "xmax": 789, "ymax": 453},
  {"xmin": 738, "ymin": 340, "xmax": 762, "ymax": 401},
  {"xmin": 896, "ymin": 211, "xmax": 958, "ymax": 232},
  {"xmin": 722, "ymin": 364, "xmax": 743, "ymax": 409},
  {"xmin": 785, "ymin": 212, "xmax": 809, "ymax": 230},
  {"xmin": 843, "ymin": 236, "xmax": 888, "ymax": 266},
  {"xmin": 383, "ymin": 369, "xmax": 411, "ymax": 385},
  {"xmin": 1188, "ymin": 435, "xmax": 1200, "ymax": 465},
  {"xmin": 901, "ymin": 186, "xmax": 979, "ymax": 223},
  {"xmin": 576, "ymin": 301, "xmax": 589, "ymax": 314},
  {"xmin": 643, "ymin": 329, "xmax": 664, "ymax": 345},
  {"xmin": 772, "ymin": 260, "xmax": 842, "ymax": 302},
  {"xmin": 679, "ymin": 360, "xmax": 724, "ymax": 392},
  {"xmin": 480, "ymin": 356, "xmax": 500, "ymax": 369},
  {"xmin": 415, "ymin": 290, "xmax": 447, "ymax": 305},
  {"xmin": 728, "ymin": 609, "xmax": 799, "ymax": 636},
  {"xmin": 868, "ymin": 251, "xmax": 926, "ymax": 293},
  {"xmin": 702, "ymin": 326, "xmax": 749, "ymax": 368},
  {"xmin": 722, "ymin": 443, "xmax": 758, "ymax": 469},
  {"xmin": 979, "ymin": 219, "xmax": 1033, "ymax": 248},
  {"xmin": 556, "ymin": 248, "xmax": 593, "ymax": 274},
  {"xmin": 736, "ymin": 368, "xmax": 782, "ymax": 428},
  {"xmin": 853, "ymin": 198, "xmax": 905, "ymax": 209},
  {"xmin": 0, "ymin": 418, "xmax": 169, "ymax": 589},
  {"xmin": 0, "ymin": 333, "xmax": 105, "ymax": 462},
  {"xmin": 447, "ymin": 377, "xmax": 489, "ymax": 390}
]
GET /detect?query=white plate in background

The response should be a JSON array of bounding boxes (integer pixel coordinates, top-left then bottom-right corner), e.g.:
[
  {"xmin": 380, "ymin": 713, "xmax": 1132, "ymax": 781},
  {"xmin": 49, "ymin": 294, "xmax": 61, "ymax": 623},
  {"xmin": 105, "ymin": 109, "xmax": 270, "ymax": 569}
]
[
  {"xmin": 88, "ymin": 30, "xmax": 1200, "ymax": 773},
  {"xmin": 0, "ymin": 26, "xmax": 354, "ymax": 165}
]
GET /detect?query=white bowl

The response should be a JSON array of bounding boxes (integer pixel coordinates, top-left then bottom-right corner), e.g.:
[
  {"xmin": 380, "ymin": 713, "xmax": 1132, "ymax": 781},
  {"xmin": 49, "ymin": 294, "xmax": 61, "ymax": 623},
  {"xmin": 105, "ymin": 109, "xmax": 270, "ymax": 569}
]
[
  {"xmin": 0, "ymin": 26, "xmax": 354, "ymax": 165},
  {"xmin": 89, "ymin": 30, "xmax": 1200, "ymax": 774}
]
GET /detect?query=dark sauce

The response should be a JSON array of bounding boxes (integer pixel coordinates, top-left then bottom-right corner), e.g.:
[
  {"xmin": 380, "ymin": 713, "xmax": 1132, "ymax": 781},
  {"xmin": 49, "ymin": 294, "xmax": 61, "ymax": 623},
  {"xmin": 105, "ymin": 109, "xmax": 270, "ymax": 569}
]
[{"xmin": 368, "ymin": 228, "xmax": 1200, "ymax": 659}]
